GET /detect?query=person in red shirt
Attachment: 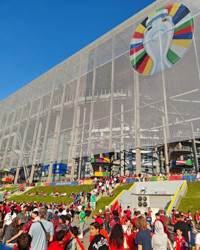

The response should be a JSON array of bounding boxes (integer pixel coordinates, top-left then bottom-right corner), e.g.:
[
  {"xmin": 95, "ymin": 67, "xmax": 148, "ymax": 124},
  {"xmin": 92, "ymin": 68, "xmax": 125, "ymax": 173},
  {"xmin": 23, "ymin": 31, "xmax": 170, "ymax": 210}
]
[
  {"xmin": 47, "ymin": 230, "xmax": 65, "ymax": 250},
  {"xmin": 104, "ymin": 206, "xmax": 111, "ymax": 233},
  {"xmin": 126, "ymin": 223, "xmax": 137, "ymax": 250},
  {"xmin": 95, "ymin": 209, "xmax": 105, "ymax": 220},
  {"xmin": 173, "ymin": 228, "xmax": 189, "ymax": 250},
  {"xmin": 17, "ymin": 203, "xmax": 21, "ymax": 213},
  {"xmin": 159, "ymin": 210, "xmax": 168, "ymax": 227},
  {"xmin": 194, "ymin": 210, "xmax": 200, "ymax": 225},
  {"xmin": 121, "ymin": 211, "xmax": 128, "ymax": 225},
  {"xmin": 126, "ymin": 206, "xmax": 131, "ymax": 219},
  {"xmin": 109, "ymin": 223, "xmax": 124, "ymax": 250}
]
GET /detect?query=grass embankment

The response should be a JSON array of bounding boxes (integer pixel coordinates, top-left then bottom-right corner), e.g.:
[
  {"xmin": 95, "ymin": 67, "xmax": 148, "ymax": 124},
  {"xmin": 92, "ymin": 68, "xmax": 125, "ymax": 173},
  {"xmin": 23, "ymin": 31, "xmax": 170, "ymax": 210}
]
[
  {"xmin": 92, "ymin": 183, "xmax": 133, "ymax": 215},
  {"xmin": 6, "ymin": 185, "xmax": 94, "ymax": 204},
  {"xmin": 178, "ymin": 182, "xmax": 200, "ymax": 215}
]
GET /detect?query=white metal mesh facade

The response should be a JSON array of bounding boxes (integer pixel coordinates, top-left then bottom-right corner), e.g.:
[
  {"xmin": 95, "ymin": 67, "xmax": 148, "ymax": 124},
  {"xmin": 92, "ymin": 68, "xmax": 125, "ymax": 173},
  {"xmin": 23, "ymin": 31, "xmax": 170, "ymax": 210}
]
[{"xmin": 0, "ymin": 0, "xmax": 200, "ymax": 171}]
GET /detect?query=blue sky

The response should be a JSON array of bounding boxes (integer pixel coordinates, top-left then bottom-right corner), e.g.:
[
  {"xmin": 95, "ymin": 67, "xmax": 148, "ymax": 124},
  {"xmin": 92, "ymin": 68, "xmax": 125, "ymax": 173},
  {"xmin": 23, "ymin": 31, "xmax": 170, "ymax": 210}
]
[{"xmin": 0, "ymin": 0, "xmax": 154, "ymax": 101}]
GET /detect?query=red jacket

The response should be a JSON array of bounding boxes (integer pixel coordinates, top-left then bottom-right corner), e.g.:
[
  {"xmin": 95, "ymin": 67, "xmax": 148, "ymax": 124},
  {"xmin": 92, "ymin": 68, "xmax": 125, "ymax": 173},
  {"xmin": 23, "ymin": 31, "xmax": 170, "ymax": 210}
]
[
  {"xmin": 173, "ymin": 236, "xmax": 188, "ymax": 250},
  {"xmin": 47, "ymin": 241, "xmax": 64, "ymax": 250}
]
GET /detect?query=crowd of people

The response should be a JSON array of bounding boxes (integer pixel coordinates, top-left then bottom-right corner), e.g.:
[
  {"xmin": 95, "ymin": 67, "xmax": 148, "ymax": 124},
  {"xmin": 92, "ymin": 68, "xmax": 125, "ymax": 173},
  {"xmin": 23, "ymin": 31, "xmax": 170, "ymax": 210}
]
[
  {"xmin": 88, "ymin": 205, "xmax": 200, "ymax": 249},
  {"xmin": 0, "ymin": 198, "xmax": 199, "ymax": 249}
]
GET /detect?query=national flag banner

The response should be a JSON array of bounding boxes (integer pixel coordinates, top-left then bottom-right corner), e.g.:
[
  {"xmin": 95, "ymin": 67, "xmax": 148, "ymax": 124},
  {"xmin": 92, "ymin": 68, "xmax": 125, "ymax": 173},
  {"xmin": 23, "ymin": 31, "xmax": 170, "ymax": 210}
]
[{"xmin": 111, "ymin": 200, "xmax": 120, "ymax": 214}]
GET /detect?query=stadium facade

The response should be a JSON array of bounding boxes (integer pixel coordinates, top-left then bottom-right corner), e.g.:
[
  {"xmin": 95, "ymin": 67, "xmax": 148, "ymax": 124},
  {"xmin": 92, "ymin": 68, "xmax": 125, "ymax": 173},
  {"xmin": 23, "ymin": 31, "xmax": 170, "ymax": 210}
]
[{"xmin": 0, "ymin": 0, "xmax": 200, "ymax": 183}]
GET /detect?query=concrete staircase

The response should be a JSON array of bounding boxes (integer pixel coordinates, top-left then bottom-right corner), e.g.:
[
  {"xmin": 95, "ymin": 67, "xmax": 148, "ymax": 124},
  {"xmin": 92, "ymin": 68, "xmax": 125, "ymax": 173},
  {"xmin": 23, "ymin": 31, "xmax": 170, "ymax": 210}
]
[
  {"xmin": 92, "ymin": 183, "xmax": 120, "ymax": 202},
  {"xmin": 6, "ymin": 186, "xmax": 33, "ymax": 199}
]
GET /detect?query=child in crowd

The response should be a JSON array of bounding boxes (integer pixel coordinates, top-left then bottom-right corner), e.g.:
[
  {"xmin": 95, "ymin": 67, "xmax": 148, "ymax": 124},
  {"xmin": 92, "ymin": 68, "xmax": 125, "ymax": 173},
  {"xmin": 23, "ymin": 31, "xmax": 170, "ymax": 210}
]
[
  {"xmin": 47, "ymin": 230, "xmax": 65, "ymax": 250},
  {"xmin": 173, "ymin": 228, "xmax": 189, "ymax": 250}
]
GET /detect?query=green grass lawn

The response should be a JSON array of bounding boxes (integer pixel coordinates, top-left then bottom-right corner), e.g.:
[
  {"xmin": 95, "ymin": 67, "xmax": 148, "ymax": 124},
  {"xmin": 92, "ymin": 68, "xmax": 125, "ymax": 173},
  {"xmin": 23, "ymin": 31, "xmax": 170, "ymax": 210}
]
[
  {"xmin": 92, "ymin": 183, "xmax": 133, "ymax": 215},
  {"xmin": 6, "ymin": 185, "xmax": 94, "ymax": 204},
  {"xmin": 178, "ymin": 182, "xmax": 200, "ymax": 215}
]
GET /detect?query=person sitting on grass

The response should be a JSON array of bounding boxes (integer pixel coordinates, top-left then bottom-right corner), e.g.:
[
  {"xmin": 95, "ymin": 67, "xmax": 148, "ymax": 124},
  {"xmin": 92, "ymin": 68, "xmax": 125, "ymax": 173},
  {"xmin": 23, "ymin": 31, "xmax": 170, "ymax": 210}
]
[{"xmin": 47, "ymin": 230, "xmax": 65, "ymax": 250}]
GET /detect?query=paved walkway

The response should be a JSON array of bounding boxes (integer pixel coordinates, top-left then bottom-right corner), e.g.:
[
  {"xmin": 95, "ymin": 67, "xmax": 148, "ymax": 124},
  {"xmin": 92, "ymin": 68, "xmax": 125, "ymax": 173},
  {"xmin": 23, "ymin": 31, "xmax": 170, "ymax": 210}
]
[{"xmin": 71, "ymin": 216, "xmax": 94, "ymax": 249}]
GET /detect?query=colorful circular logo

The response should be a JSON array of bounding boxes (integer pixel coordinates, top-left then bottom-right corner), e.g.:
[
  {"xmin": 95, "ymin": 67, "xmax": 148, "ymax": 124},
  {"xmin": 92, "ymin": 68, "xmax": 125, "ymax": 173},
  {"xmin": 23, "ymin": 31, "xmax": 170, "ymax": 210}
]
[{"xmin": 130, "ymin": 3, "xmax": 194, "ymax": 76}]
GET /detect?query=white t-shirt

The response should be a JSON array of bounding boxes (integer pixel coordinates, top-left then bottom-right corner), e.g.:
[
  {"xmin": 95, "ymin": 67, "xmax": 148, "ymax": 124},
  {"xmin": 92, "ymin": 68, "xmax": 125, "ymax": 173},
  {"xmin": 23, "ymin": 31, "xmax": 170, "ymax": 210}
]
[
  {"xmin": 196, "ymin": 233, "xmax": 200, "ymax": 248},
  {"xmin": 4, "ymin": 212, "xmax": 16, "ymax": 225},
  {"xmin": 61, "ymin": 210, "xmax": 67, "ymax": 215}
]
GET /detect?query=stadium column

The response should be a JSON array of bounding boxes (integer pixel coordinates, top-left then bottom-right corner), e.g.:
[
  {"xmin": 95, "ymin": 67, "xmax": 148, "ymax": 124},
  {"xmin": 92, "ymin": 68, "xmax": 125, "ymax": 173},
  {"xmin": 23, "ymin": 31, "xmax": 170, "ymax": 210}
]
[
  {"xmin": 0, "ymin": 97, "xmax": 14, "ymax": 166},
  {"xmin": 71, "ymin": 106, "xmax": 80, "ymax": 179},
  {"xmin": 192, "ymin": 32, "xmax": 200, "ymax": 172},
  {"xmin": 162, "ymin": 115, "xmax": 169, "ymax": 173},
  {"xmin": 40, "ymin": 70, "xmax": 57, "ymax": 181},
  {"xmin": 14, "ymin": 167, "xmax": 20, "ymax": 184},
  {"xmin": 70, "ymin": 53, "xmax": 82, "ymax": 180},
  {"xmin": 30, "ymin": 121, "xmax": 42, "ymax": 183},
  {"xmin": 159, "ymin": 25, "xmax": 169, "ymax": 173},
  {"xmin": 88, "ymin": 46, "xmax": 97, "ymax": 165},
  {"xmin": 14, "ymin": 87, "xmax": 34, "ymax": 184},
  {"xmin": 134, "ymin": 72, "xmax": 141, "ymax": 175},
  {"xmin": 28, "ymin": 81, "xmax": 44, "ymax": 172},
  {"xmin": 1, "ymin": 95, "xmax": 18, "ymax": 169},
  {"xmin": 78, "ymin": 107, "xmax": 86, "ymax": 180},
  {"xmin": 191, "ymin": 122, "xmax": 198, "ymax": 172},
  {"xmin": 109, "ymin": 34, "xmax": 115, "ymax": 153},
  {"xmin": 120, "ymin": 104, "xmax": 124, "ymax": 176},
  {"xmin": 192, "ymin": 139, "xmax": 198, "ymax": 172},
  {"xmin": 48, "ymin": 115, "xmax": 60, "ymax": 182}
]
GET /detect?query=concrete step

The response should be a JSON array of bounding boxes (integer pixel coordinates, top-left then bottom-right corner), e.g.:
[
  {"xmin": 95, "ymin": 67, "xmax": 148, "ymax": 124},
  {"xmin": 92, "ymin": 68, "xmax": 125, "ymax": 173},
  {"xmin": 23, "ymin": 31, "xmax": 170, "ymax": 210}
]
[{"xmin": 8, "ymin": 186, "xmax": 33, "ymax": 198}]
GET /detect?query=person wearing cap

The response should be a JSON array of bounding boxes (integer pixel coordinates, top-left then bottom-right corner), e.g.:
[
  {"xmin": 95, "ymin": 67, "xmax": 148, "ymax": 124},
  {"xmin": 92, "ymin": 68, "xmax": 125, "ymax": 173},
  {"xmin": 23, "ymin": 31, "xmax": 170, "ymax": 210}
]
[
  {"xmin": 89, "ymin": 218, "xmax": 109, "ymax": 244},
  {"xmin": 96, "ymin": 209, "xmax": 105, "ymax": 221},
  {"xmin": 22, "ymin": 208, "xmax": 39, "ymax": 234}
]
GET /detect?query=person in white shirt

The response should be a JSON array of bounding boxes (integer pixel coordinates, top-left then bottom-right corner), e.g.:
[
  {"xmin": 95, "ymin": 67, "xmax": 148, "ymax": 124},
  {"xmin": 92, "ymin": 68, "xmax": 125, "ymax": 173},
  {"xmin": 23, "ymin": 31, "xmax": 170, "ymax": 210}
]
[
  {"xmin": 195, "ymin": 233, "xmax": 200, "ymax": 249},
  {"xmin": 4, "ymin": 206, "xmax": 16, "ymax": 227},
  {"xmin": 2, "ymin": 206, "xmax": 16, "ymax": 240}
]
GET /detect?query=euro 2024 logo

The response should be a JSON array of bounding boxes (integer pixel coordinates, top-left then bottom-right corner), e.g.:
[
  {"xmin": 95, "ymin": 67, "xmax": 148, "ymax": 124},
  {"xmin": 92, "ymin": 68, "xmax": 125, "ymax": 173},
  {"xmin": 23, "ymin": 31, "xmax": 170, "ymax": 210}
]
[{"xmin": 130, "ymin": 3, "xmax": 194, "ymax": 76}]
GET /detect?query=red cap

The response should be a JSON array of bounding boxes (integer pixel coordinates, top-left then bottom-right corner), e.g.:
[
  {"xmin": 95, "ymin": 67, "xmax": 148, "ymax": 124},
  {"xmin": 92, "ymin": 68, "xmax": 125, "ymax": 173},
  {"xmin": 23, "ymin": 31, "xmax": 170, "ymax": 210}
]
[{"xmin": 95, "ymin": 218, "xmax": 103, "ymax": 225}]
